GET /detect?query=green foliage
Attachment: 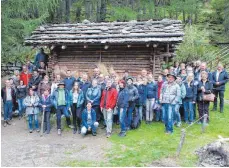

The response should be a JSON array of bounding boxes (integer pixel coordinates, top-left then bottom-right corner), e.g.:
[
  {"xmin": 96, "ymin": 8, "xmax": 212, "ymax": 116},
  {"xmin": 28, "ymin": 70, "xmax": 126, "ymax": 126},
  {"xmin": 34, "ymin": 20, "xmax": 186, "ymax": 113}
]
[
  {"xmin": 175, "ymin": 25, "xmax": 218, "ymax": 62},
  {"xmin": 1, "ymin": 0, "xmax": 61, "ymax": 63}
]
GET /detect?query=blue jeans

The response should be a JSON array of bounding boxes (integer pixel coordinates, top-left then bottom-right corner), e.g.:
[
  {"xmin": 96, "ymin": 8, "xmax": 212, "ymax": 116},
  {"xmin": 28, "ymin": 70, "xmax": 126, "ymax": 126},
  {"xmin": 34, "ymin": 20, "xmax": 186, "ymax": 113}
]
[
  {"xmin": 56, "ymin": 105, "xmax": 70, "ymax": 129},
  {"xmin": 135, "ymin": 106, "xmax": 143, "ymax": 121},
  {"xmin": 183, "ymin": 101, "xmax": 194, "ymax": 122},
  {"xmin": 44, "ymin": 111, "xmax": 51, "ymax": 133},
  {"xmin": 163, "ymin": 103, "xmax": 174, "ymax": 133},
  {"xmin": 126, "ymin": 102, "xmax": 135, "ymax": 128},
  {"xmin": 17, "ymin": 98, "xmax": 25, "ymax": 117},
  {"xmin": 155, "ymin": 109, "xmax": 162, "ymax": 121},
  {"xmin": 28, "ymin": 114, "xmax": 39, "ymax": 130},
  {"xmin": 161, "ymin": 104, "xmax": 165, "ymax": 122},
  {"xmin": 3, "ymin": 101, "xmax": 13, "ymax": 121},
  {"xmin": 173, "ymin": 104, "xmax": 181, "ymax": 124},
  {"xmin": 118, "ymin": 107, "xmax": 127, "ymax": 132}
]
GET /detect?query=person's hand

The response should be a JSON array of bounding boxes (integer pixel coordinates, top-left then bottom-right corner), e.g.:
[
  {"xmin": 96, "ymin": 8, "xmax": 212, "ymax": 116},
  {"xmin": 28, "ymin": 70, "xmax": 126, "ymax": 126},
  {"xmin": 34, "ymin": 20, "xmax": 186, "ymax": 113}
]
[
  {"xmin": 202, "ymin": 88, "xmax": 206, "ymax": 92},
  {"xmin": 42, "ymin": 105, "xmax": 46, "ymax": 108},
  {"xmin": 192, "ymin": 101, "xmax": 195, "ymax": 104},
  {"xmin": 101, "ymin": 107, "xmax": 103, "ymax": 112},
  {"xmin": 107, "ymin": 108, "xmax": 112, "ymax": 112}
]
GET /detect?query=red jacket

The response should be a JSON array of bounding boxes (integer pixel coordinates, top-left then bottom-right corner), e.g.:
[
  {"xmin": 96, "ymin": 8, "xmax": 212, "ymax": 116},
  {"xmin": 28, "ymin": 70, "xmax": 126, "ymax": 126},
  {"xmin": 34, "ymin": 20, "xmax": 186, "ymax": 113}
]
[
  {"xmin": 100, "ymin": 87, "xmax": 118, "ymax": 109},
  {"xmin": 20, "ymin": 72, "xmax": 32, "ymax": 86},
  {"xmin": 157, "ymin": 81, "xmax": 164, "ymax": 99}
]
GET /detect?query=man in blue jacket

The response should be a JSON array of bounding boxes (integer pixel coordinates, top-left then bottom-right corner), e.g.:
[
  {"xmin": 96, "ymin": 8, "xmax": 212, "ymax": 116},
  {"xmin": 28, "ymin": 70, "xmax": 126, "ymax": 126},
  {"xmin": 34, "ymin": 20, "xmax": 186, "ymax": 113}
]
[
  {"xmin": 63, "ymin": 70, "xmax": 76, "ymax": 91},
  {"xmin": 212, "ymin": 63, "xmax": 229, "ymax": 113}
]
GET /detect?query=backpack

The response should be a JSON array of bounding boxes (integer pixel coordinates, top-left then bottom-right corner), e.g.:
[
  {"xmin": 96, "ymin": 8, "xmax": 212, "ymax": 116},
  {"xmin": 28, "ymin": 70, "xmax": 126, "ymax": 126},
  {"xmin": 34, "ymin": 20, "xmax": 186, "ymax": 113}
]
[{"xmin": 131, "ymin": 110, "xmax": 141, "ymax": 129}]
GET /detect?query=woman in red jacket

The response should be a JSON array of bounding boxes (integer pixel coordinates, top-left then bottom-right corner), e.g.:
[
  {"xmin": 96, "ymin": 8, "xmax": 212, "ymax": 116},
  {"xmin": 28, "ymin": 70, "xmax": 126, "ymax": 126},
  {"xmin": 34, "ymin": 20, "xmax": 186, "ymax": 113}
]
[{"xmin": 100, "ymin": 79, "xmax": 118, "ymax": 138}]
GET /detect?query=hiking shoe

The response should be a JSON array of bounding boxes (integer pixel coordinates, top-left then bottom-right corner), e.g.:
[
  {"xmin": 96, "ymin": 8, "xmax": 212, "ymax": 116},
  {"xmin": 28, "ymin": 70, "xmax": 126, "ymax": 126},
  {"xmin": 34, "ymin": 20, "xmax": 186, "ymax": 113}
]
[
  {"xmin": 220, "ymin": 108, "xmax": 224, "ymax": 113},
  {"xmin": 36, "ymin": 129, "xmax": 40, "ymax": 132},
  {"xmin": 106, "ymin": 132, "xmax": 111, "ymax": 138},
  {"xmin": 126, "ymin": 127, "xmax": 130, "ymax": 131},
  {"xmin": 92, "ymin": 132, "xmax": 97, "ymax": 136},
  {"xmin": 73, "ymin": 129, "xmax": 77, "ymax": 134},
  {"xmin": 189, "ymin": 122, "xmax": 193, "ymax": 125},
  {"xmin": 29, "ymin": 130, "xmax": 33, "ymax": 133},
  {"xmin": 6, "ymin": 120, "xmax": 11, "ymax": 125},
  {"xmin": 118, "ymin": 132, "xmax": 126, "ymax": 137},
  {"xmin": 3, "ymin": 121, "xmax": 7, "ymax": 127},
  {"xmin": 18, "ymin": 116, "xmax": 22, "ymax": 120},
  {"xmin": 77, "ymin": 127, "xmax": 81, "ymax": 134},
  {"xmin": 57, "ymin": 129, "xmax": 61, "ymax": 135}
]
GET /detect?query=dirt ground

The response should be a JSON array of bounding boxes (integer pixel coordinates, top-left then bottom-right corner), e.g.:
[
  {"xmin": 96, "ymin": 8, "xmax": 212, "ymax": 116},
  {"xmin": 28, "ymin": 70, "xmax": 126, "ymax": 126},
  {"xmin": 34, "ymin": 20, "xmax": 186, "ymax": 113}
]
[{"xmin": 1, "ymin": 116, "xmax": 111, "ymax": 167}]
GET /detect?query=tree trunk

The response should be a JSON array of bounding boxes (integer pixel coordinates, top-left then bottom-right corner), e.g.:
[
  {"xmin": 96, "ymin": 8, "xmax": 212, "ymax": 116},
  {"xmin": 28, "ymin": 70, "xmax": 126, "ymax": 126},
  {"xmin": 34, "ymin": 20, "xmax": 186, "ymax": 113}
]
[
  {"xmin": 183, "ymin": 10, "xmax": 185, "ymax": 23},
  {"xmin": 85, "ymin": 0, "xmax": 91, "ymax": 20},
  {"xmin": 100, "ymin": 0, "xmax": 106, "ymax": 22},
  {"xmin": 65, "ymin": 0, "xmax": 70, "ymax": 23}
]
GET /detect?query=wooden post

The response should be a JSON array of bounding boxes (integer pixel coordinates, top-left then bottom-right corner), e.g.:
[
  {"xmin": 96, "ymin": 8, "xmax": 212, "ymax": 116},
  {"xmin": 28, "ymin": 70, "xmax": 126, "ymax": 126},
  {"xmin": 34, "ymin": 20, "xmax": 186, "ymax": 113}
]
[
  {"xmin": 153, "ymin": 48, "xmax": 156, "ymax": 77},
  {"xmin": 166, "ymin": 44, "xmax": 169, "ymax": 63},
  {"xmin": 176, "ymin": 129, "xmax": 186, "ymax": 157}
]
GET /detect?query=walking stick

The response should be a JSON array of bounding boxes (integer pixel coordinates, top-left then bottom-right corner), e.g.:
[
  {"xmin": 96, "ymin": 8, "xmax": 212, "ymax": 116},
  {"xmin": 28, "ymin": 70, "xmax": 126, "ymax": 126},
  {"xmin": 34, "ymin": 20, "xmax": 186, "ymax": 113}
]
[{"xmin": 40, "ymin": 107, "xmax": 45, "ymax": 137}]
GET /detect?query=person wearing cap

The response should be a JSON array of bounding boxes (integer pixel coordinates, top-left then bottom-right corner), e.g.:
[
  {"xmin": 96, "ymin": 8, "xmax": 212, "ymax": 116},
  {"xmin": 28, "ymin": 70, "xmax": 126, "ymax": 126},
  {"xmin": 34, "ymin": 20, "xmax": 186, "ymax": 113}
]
[
  {"xmin": 100, "ymin": 79, "xmax": 118, "ymax": 138},
  {"xmin": 63, "ymin": 70, "xmax": 76, "ymax": 91},
  {"xmin": 23, "ymin": 88, "xmax": 40, "ymax": 133},
  {"xmin": 52, "ymin": 82, "xmax": 72, "ymax": 135},
  {"xmin": 174, "ymin": 75, "xmax": 186, "ymax": 127},
  {"xmin": 160, "ymin": 73, "xmax": 181, "ymax": 134},
  {"xmin": 145, "ymin": 74, "xmax": 158, "ymax": 124},
  {"xmin": 39, "ymin": 88, "xmax": 53, "ymax": 134},
  {"xmin": 81, "ymin": 102, "xmax": 99, "ymax": 136},
  {"xmin": 212, "ymin": 63, "xmax": 229, "ymax": 113},
  {"xmin": 126, "ymin": 76, "xmax": 139, "ymax": 130},
  {"xmin": 1, "ymin": 80, "xmax": 16, "ymax": 127},
  {"xmin": 116, "ymin": 79, "xmax": 129, "ymax": 137}
]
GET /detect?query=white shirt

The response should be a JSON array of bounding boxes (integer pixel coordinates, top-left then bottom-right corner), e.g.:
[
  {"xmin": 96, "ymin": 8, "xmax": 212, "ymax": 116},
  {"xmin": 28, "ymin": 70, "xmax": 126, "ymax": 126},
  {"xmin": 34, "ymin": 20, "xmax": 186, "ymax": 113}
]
[
  {"xmin": 216, "ymin": 70, "xmax": 220, "ymax": 82},
  {"xmin": 73, "ymin": 92, "xmax": 79, "ymax": 103},
  {"xmin": 6, "ymin": 88, "xmax": 12, "ymax": 101}
]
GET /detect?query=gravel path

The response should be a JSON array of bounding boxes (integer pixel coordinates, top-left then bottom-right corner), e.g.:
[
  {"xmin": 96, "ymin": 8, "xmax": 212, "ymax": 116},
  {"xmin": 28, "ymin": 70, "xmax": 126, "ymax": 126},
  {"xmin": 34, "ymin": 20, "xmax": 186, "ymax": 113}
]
[{"xmin": 1, "ymin": 117, "xmax": 111, "ymax": 167}]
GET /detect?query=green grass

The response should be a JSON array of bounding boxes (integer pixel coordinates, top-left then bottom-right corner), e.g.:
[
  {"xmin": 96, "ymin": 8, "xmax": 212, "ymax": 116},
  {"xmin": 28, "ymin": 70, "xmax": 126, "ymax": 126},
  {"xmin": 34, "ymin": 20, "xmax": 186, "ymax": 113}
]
[
  {"xmin": 60, "ymin": 92, "xmax": 229, "ymax": 167},
  {"xmin": 225, "ymin": 83, "xmax": 229, "ymax": 100}
]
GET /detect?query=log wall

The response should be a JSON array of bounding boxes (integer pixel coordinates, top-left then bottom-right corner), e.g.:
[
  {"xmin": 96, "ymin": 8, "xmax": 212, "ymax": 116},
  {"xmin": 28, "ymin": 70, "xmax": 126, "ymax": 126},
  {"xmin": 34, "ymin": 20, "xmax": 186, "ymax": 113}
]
[{"xmin": 49, "ymin": 44, "xmax": 172, "ymax": 78}]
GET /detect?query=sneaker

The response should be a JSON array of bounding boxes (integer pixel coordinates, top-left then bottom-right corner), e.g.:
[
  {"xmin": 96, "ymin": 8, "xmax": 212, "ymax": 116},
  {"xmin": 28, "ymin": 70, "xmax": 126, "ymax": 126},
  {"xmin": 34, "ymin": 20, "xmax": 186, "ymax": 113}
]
[
  {"xmin": 29, "ymin": 130, "xmax": 33, "ymax": 133},
  {"xmin": 73, "ymin": 129, "xmax": 77, "ymax": 134},
  {"xmin": 3, "ymin": 121, "xmax": 7, "ymax": 127},
  {"xmin": 212, "ymin": 107, "xmax": 217, "ymax": 111},
  {"xmin": 19, "ymin": 116, "xmax": 22, "ymax": 120},
  {"xmin": 126, "ymin": 127, "xmax": 130, "ymax": 131},
  {"xmin": 106, "ymin": 132, "xmax": 111, "ymax": 138},
  {"xmin": 61, "ymin": 114, "xmax": 65, "ymax": 118},
  {"xmin": 6, "ymin": 120, "xmax": 11, "ymax": 125},
  {"xmin": 92, "ymin": 132, "xmax": 97, "ymax": 136},
  {"xmin": 57, "ymin": 129, "xmax": 61, "ymax": 135},
  {"xmin": 36, "ymin": 129, "xmax": 40, "ymax": 132},
  {"xmin": 189, "ymin": 122, "xmax": 193, "ymax": 125}
]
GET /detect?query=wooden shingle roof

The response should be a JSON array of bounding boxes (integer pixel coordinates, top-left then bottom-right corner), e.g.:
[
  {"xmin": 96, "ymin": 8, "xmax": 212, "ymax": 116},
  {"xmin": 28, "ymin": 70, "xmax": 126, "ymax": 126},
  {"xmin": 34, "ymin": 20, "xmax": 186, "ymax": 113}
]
[{"xmin": 24, "ymin": 19, "xmax": 184, "ymax": 46}]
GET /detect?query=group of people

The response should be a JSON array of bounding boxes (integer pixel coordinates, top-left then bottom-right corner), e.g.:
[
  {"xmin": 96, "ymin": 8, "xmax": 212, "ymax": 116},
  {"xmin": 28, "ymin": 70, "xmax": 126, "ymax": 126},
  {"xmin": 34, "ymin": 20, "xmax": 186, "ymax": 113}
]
[{"xmin": 1, "ymin": 50, "xmax": 229, "ymax": 137}]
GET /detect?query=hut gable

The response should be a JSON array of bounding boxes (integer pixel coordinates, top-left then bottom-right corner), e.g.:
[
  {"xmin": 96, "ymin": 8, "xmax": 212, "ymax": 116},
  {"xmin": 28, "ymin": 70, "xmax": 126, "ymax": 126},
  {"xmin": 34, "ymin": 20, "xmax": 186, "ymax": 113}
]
[{"xmin": 25, "ymin": 19, "xmax": 184, "ymax": 45}]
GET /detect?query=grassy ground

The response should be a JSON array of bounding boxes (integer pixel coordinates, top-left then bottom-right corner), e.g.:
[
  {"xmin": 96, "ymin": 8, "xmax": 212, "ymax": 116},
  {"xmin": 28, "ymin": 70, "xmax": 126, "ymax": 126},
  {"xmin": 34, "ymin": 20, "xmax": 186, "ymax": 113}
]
[
  {"xmin": 59, "ymin": 84, "xmax": 229, "ymax": 167},
  {"xmin": 62, "ymin": 104, "xmax": 229, "ymax": 167}
]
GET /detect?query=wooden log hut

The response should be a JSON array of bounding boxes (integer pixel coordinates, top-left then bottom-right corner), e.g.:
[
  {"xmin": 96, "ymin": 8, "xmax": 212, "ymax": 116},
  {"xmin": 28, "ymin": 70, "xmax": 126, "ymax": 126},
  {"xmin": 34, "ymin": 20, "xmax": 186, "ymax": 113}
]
[{"xmin": 24, "ymin": 19, "xmax": 184, "ymax": 79}]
